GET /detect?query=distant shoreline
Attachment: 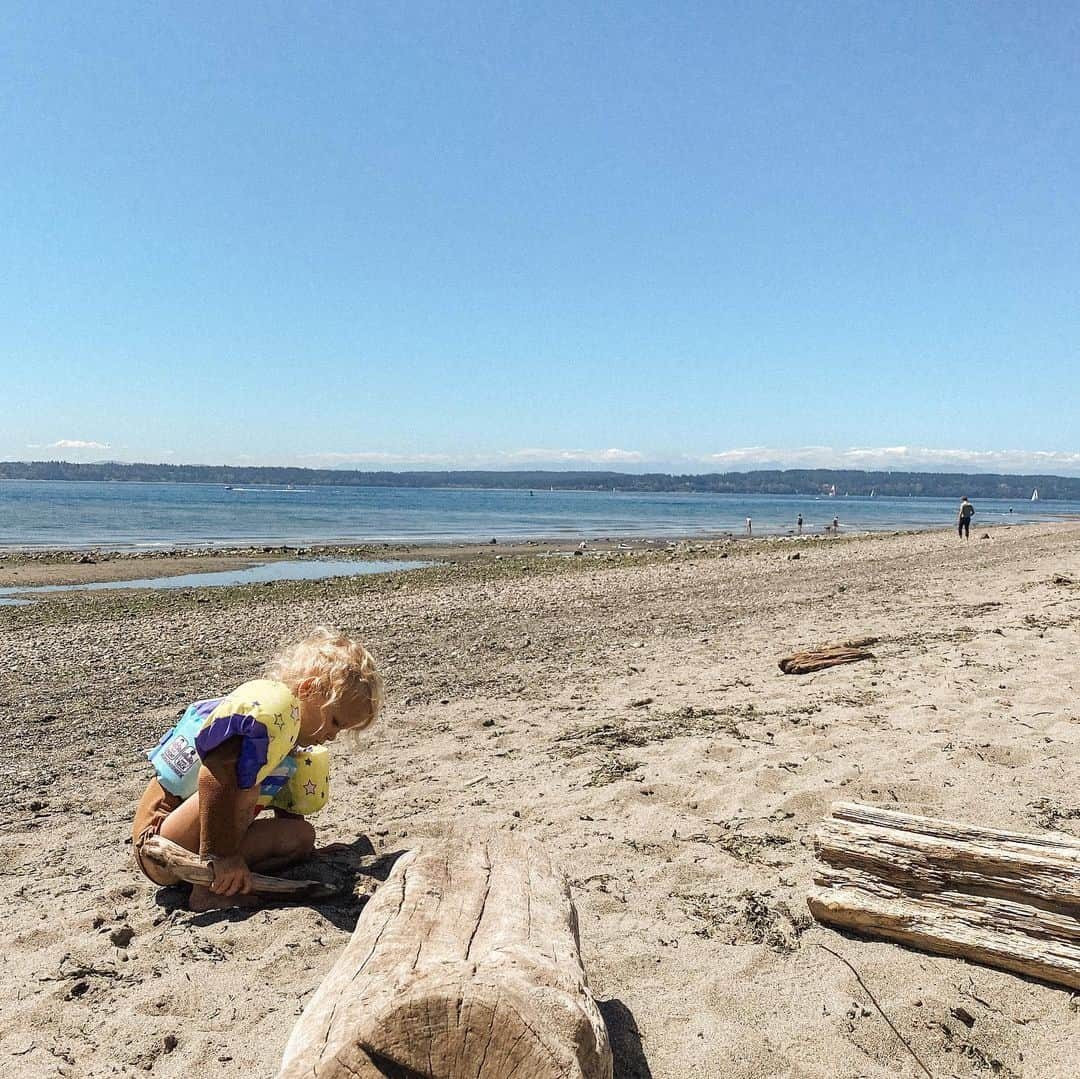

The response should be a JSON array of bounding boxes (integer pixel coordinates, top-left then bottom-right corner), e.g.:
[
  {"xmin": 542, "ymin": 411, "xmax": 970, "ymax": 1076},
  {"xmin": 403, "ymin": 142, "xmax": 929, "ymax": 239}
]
[
  {"xmin": 4, "ymin": 517, "xmax": 1078, "ymax": 559},
  {"xmin": 3, "ymin": 461, "xmax": 1079, "ymax": 500}
]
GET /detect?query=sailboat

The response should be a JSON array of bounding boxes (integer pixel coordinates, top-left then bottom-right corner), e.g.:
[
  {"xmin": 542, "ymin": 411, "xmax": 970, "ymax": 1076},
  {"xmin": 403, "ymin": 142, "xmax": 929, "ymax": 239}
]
[{"xmin": 1031, "ymin": 488, "xmax": 1039, "ymax": 501}]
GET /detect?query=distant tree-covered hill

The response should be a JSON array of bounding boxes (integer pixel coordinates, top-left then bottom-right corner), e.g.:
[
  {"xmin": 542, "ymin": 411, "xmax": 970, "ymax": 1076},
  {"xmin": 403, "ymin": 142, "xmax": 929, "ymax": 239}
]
[{"xmin": 2, "ymin": 460, "xmax": 1078, "ymax": 500}]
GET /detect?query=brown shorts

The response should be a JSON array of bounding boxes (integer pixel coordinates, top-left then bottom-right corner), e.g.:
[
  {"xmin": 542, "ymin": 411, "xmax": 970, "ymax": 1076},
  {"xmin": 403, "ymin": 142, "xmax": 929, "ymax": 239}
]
[{"xmin": 132, "ymin": 778, "xmax": 183, "ymax": 884}]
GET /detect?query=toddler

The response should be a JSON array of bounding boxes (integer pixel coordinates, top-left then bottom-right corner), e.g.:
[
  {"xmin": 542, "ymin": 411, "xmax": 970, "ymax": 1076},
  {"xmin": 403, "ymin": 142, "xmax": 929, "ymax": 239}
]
[{"xmin": 132, "ymin": 626, "xmax": 383, "ymax": 910}]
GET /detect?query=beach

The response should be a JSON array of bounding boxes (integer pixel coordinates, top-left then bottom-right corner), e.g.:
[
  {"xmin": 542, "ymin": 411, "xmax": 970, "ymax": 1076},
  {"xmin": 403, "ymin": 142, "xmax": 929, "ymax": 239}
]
[{"xmin": 2, "ymin": 522, "xmax": 1079, "ymax": 1078}]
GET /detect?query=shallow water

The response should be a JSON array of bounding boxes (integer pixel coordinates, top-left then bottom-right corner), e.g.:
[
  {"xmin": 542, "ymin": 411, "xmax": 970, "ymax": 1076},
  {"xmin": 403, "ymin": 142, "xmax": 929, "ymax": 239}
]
[
  {"xmin": 0, "ymin": 558, "xmax": 429, "ymax": 605},
  {"xmin": 1, "ymin": 480, "xmax": 1075, "ymax": 550}
]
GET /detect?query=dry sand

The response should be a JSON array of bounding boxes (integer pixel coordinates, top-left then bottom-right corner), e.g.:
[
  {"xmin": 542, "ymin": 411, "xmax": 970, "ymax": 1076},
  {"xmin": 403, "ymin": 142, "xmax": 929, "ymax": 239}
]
[{"xmin": 1, "ymin": 522, "xmax": 1079, "ymax": 1078}]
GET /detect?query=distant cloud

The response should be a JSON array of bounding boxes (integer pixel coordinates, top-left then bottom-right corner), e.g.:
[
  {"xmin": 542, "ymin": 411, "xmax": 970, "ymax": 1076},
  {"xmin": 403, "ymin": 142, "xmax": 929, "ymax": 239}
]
[
  {"xmin": 299, "ymin": 447, "xmax": 646, "ymax": 469},
  {"xmin": 693, "ymin": 445, "xmax": 1080, "ymax": 475},
  {"xmin": 494, "ymin": 447, "xmax": 646, "ymax": 466},
  {"xmin": 33, "ymin": 439, "xmax": 112, "ymax": 451},
  {"xmin": 299, "ymin": 451, "xmax": 456, "ymax": 466}
]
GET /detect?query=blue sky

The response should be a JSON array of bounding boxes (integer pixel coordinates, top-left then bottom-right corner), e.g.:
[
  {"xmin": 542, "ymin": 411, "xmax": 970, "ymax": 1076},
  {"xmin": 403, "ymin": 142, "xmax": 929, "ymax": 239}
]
[{"xmin": 3, "ymin": 3, "xmax": 1078, "ymax": 474}]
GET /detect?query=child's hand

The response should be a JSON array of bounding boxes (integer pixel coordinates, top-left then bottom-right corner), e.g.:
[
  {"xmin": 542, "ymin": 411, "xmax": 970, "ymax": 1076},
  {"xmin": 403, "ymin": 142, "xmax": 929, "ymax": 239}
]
[{"xmin": 208, "ymin": 854, "xmax": 254, "ymax": 896}]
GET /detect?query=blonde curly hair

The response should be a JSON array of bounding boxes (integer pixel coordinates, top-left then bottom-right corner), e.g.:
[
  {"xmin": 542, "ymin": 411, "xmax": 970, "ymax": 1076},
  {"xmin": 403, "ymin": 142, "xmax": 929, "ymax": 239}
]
[{"xmin": 266, "ymin": 626, "xmax": 384, "ymax": 731}]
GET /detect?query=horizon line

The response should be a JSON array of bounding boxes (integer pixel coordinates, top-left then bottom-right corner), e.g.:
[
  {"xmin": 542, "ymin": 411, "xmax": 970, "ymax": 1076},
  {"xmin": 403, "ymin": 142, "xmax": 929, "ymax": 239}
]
[{"xmin": 3, "ymin": 459, "xmax": 1078, "ymax": 482}]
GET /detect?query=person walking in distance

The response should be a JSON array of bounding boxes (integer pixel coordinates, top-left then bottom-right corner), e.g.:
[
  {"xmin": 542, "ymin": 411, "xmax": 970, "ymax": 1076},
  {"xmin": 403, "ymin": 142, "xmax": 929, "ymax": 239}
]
[{"xmin": 957, "ymin": 496, "xmax": 975, "ymax": 540}]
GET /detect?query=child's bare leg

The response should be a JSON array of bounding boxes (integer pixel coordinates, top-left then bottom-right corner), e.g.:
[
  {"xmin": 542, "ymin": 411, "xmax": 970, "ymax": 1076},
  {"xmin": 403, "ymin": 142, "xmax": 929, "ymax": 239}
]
[{"xmin": 158, "ymin": 795, "xmax": 315, "ymax": 910}]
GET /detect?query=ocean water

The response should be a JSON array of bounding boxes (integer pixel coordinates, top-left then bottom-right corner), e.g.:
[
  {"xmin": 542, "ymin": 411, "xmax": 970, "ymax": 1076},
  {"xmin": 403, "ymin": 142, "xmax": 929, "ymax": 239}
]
[{"xmin": 0, "ymin": 480, "xmax": 1076, "ymax": 550}]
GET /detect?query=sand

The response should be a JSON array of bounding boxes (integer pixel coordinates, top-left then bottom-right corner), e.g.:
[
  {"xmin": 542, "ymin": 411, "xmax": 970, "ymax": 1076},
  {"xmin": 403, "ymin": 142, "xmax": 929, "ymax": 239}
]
[{"xmin": 1, "ymin": 522, "xmax": 1079, "ymax": 1078}]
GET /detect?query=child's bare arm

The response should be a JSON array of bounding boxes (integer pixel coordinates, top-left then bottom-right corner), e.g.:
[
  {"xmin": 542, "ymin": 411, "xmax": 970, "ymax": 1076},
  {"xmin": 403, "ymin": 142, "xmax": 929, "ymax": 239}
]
[{"xmin": 197, "ymin": 741, "xmax": 258, "ymax": 895}]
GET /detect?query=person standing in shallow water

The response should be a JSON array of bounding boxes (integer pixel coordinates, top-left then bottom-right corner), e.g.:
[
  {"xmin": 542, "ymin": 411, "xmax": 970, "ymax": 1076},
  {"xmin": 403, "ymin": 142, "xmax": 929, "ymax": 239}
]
[
  {"xmin": 957, "ymin": 496, "xmax": 975, "ymax": 540},
  {"xmin": 796, "ymin": 513, "xmax": 803, "ymax": 534}
]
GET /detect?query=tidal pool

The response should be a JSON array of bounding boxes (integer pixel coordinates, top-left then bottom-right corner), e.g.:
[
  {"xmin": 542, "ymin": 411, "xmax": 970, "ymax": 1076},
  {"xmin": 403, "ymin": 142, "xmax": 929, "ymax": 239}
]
[{"xmin": 0, "ymin": 558, "xmax": 430, "ymax": 605}]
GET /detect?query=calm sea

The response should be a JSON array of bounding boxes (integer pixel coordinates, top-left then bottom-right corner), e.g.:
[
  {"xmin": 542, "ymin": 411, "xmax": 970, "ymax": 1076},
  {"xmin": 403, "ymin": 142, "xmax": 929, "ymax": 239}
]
[{"xmin": 1, "ymin": 480, "xmax": 1076, "ymax": 550}]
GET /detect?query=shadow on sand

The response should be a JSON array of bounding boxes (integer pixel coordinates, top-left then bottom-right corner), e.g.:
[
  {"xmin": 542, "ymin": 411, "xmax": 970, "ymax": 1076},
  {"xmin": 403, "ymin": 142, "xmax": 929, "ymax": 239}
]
[
  {"xmin": 599, "ymin": 998, "xmax": 652, "ymax": 1079},
  {"xmin": 155, "ymin": 835, "xmax": 409, "ymax": 931}
]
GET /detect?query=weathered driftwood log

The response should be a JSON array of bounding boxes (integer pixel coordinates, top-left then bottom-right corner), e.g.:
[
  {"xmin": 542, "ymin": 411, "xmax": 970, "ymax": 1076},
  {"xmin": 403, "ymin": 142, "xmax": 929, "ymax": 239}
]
[
  {"xmin": 141, "ymin": 835, "xmax": 339, "ymax": 901},
  {"xmin": 278, "ymin": 834, "xmax": 612, "ymax": 1079},
  {"xmin": 778, "ymin": 637, "xmax": 876, "ymax": 675},
  {"xmin": 808, "ymin": 801, "xmax": 1080, "ymax": 989}
]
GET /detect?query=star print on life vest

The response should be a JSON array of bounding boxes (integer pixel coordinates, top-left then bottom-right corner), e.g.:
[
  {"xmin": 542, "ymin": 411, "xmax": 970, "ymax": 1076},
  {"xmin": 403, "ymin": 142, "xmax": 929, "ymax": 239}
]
[
  {"xmin": 304, "ymin": 780, "xmax": 317, "ymax": 796},
  {"xmin": 272, "ymin": 713, "xmax": 285, "ymax": 729}
]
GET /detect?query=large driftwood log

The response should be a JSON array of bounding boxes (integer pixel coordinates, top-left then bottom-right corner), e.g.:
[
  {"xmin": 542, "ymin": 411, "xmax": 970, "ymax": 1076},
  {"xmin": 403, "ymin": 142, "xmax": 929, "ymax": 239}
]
[
  {"xmin": 278, "ymin": 834, "xmax": 611, "ymax": 1079},
  {"xmin": 778, "ymin": 637, "xmax": 876, "ymax": 675},
  {"xmin": 141, "ymin": 835, "xmax": 339, "ymax": 901},
  {"xmin": 808, "ymin": 801, "xmax": 1080, "ymax": 989}
]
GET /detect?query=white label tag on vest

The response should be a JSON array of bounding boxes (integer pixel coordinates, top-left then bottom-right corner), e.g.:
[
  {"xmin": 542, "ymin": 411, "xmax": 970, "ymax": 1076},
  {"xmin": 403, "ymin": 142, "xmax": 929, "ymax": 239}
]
[{"xmin": 161, "ymin": 735, "xmax": 198, "ymax": 776}]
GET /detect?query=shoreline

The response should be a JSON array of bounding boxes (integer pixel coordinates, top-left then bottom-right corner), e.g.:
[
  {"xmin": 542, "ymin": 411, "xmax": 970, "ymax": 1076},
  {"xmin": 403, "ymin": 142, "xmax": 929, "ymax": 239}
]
[{"xmin": 0, "ymin": 521, "xmax": 1028, "ymax": 590}]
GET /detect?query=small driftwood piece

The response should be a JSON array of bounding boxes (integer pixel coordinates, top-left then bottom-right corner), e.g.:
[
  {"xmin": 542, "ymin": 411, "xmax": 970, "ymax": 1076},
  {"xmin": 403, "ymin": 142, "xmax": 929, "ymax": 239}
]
[
  {"xmin": 141, "ymin": 835, "xmax": 338, "ymax": 901},
  {"xmin": 778, "ymin": 637, "xmax": 876, "ymax": 675},
  {"xmin": 278, "ymin": 834, "xmax": 612, "ymax": 1079},
  {"xmin": 808, "ymin": 801, "xmax": 1080, "ymax": 989}
]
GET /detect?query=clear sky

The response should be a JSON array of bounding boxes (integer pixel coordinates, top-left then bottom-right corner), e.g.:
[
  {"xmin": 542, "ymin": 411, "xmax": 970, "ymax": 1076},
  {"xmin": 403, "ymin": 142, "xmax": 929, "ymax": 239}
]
[{"xmin": 3, "ymin": 3, "xmax": 1078, "ymax": 473}]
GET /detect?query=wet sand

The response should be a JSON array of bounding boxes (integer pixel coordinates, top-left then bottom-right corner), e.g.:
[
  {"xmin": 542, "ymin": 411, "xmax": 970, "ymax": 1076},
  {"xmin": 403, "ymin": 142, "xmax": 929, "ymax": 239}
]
[
  {"xmin": 0, "ymin": 536, "xmax": 670, "ymax": 588},
  {"xmin": 2, "ymin": 522, "xmax": 1079, "ymax": 1077}
]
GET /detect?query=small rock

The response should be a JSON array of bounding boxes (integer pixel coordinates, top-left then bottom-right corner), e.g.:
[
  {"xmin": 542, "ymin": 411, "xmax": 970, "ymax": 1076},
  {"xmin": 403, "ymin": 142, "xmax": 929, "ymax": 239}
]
[
  {"xmin": 163, "ymin": 1035, "xmax": 178, "ymax": 1054},
  {"xmin": 481, "ymin": 718, "xmax": 495, "ymax": 727}
]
